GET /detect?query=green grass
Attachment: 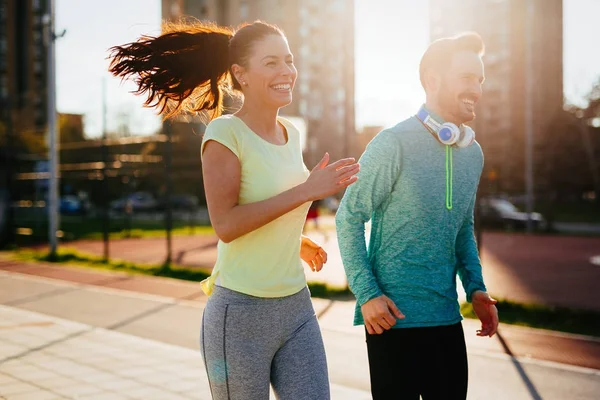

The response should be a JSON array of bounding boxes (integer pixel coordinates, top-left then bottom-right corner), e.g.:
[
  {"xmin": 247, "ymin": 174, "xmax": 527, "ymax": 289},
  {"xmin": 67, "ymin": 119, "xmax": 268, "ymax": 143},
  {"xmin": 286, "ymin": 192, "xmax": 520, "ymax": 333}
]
[
  {"xmin": 8, "ymin": 248, "xmax": 352, "ymax": 299},
  {"xmin": 551, "ymin": 201, "xmax": 600, "ymax": 223},
  {"xmin": 14, "ymin": 214, "xmax": 215, "ymax": 244},
  {"xmin": 12, "ymin": 247, "xmax": 213, "ymax": 282},
  {"xmin": 461, "ymin": 299, "xmax": 600, "ymax": 337},
  {"xmin": 82, "ymin": 225, "xmax": 216, "ymax": 240}
]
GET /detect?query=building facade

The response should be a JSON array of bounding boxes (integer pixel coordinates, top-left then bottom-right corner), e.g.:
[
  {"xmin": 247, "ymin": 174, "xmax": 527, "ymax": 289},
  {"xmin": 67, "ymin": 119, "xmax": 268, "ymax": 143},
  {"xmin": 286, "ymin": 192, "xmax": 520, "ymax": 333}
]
[
  {"xmin": 0, "ymin": 0, "xmax": 48, "ymax": 139},
  {"xmin": 161, "ymin": 0, "xmax": 356, "ymax": 165}
]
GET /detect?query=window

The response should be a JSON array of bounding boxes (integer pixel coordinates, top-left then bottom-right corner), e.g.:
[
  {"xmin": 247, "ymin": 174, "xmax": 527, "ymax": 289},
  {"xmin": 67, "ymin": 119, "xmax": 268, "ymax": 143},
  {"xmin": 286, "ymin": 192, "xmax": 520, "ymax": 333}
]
[
  {"xmin": 170, "ymin": 1, "xmax": 180, "ymax": 17},
  {"xmin": 299, "ymin": 24, "xmax": 309, "ymax": 38},
  {"xmin": 299, "ymin": 44, "xmax": 310, "ymax": 57},
  {"xmin": 34, "ymin": 44, "xmax": 43, "ymax": 59},
  {"xmin": 336, "ymin": 105, "xmax": 345, "ymax": 121},
  {"xmin": 299, "ymin": 81, "xmax": 309, "ymax": 95},
  {"xmin": 240, "ymin": 1, "xmax": 249, "ymax": 19},
  {"xmin": 309, "ymin": 103, "xmax": 323, "ymax": 119},
  {"xmin": 309, "ymin": 137, "xmax": 318, "ymax": 153},
  {"xmin": 299, "ymin": 100, "xmax": 307, "ymax": 116},
  {"xmin": 34, "ymin": 108, "xmax": 44, "ymax": 122},
  {"xmin": 0, "ymin": 76, "xmax": 7, "ymax": 98}
]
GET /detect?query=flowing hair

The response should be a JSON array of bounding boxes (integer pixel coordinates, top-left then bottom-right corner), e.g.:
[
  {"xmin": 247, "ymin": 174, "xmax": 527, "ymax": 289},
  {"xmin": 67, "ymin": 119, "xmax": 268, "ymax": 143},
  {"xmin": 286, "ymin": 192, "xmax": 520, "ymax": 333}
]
[{"xmin": 108, "ymin": 20, "xmax": 284, "ymax": 121}]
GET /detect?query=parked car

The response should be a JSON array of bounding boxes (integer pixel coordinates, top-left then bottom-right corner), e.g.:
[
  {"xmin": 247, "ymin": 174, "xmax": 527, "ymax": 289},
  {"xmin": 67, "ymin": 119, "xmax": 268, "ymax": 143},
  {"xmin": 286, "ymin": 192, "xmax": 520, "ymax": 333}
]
[
  {"xmin": 323, "ymin": 196, "xmax": 340, "ymax": 213},
  {"xmin": 110, "ymin": 192, "xmax": 158, "ymax": 213},
  {"xmin": 60, "ymin": 195, "xmax": 90, "ymax": 216},
  {"xmin": 156, "ymin": 194, "xmax": 200, "ymax": 212},
  {"xmin": 478, "ymin": 197, "xmax": 546, "ymax": 232}
]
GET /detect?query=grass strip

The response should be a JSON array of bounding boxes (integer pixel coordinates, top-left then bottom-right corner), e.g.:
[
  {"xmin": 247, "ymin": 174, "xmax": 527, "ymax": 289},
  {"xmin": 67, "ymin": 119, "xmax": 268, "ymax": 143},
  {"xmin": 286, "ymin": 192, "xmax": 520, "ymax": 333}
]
[
  {"xmin": 461, "ymin": 300, "xmax": 600, "ymax": 337},
  {"xmin": 9, "ymin": 248, "xmax": 352, "ymax": 299}
]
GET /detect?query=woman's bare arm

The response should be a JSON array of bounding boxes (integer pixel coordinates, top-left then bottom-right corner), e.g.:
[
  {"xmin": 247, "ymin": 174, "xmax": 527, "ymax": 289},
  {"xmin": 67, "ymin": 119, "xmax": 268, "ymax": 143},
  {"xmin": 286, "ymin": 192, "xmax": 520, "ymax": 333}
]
[{"xmin": 202, "ymin": 140, "xmax": 358, "ymax": 243}]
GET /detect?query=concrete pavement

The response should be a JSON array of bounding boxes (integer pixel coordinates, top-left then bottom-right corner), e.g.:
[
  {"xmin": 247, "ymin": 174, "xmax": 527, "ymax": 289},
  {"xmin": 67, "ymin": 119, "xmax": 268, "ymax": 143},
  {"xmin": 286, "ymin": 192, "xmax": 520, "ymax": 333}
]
[
  {"xmin": 0, "ymin": 305, "xmax": 370, "ymax": 399},
  {"xmin": 0, "ymin": 261, "xmax": 599, "ymax": 399}
]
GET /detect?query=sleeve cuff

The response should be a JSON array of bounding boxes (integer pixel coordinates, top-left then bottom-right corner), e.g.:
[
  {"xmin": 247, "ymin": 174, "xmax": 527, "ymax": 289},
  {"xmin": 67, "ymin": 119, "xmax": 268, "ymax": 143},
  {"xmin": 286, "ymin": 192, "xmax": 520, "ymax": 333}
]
[
  {"xmin": 355, "ymin": 286, "xmax": 384, "ymax": 307},
  {"xmin": 467, "ymin": 285, "xmax": 487, "ymax": 303}
]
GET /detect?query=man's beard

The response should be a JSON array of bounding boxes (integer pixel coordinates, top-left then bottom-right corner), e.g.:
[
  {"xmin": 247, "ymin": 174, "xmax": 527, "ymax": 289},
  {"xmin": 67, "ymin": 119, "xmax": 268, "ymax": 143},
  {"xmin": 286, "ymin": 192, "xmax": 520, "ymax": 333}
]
[{"xmin": 438, "ymin": 81, "xmax": 475, "ymax": 124}]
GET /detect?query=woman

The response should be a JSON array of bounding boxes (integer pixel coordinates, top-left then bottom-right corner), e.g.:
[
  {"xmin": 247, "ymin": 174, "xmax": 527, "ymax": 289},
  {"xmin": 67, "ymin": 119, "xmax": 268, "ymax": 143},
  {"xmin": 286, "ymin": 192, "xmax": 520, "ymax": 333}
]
[{"xmin": 108, "ymin": 20, "xmax": 359, "ymax": 399}]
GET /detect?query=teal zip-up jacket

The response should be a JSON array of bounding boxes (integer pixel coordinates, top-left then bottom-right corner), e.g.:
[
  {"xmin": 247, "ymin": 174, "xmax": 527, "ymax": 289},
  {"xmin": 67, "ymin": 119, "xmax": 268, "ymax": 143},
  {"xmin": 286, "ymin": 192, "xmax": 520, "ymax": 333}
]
[{"xmin": 336, "ymin": 112, "xmax": 487, "ymax": 328}]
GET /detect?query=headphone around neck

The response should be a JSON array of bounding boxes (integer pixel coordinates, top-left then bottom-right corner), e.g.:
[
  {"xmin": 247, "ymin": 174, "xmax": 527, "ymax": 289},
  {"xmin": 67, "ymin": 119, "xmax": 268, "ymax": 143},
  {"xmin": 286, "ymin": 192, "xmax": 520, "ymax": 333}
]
[{"xmin": 415, "ymin": 106, "xmax": 475, "ymax": 148}]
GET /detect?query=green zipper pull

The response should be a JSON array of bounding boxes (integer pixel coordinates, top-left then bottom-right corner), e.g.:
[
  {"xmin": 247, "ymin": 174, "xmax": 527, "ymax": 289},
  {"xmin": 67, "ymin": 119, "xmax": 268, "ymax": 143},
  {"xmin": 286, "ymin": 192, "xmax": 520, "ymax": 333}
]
[{"xmin": 445, "ymin": 145, "xmax": 453, "ymax": 210}]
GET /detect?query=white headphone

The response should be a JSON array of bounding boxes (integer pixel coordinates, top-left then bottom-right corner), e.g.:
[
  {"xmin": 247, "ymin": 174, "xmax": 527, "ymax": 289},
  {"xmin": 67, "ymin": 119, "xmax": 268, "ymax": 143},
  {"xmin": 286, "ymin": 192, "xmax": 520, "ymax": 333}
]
[{"xmin": 415, "ymin": 106, "xmax": 475, "ymax": 148}]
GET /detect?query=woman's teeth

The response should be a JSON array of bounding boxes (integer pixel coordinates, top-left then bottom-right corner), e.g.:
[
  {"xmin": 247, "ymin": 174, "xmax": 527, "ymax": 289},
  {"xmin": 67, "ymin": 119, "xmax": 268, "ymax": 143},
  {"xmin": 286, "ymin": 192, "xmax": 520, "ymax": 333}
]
[{"xmin": 272, "ymin": 84, "xmax": 291, "ymax": 91}]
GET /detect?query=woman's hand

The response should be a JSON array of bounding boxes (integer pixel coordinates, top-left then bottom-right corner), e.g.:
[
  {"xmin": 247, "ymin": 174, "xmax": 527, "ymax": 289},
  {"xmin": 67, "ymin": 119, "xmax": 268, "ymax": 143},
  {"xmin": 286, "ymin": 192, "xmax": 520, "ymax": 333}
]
[
  {"xmin": 302, "ymin": 153, "xmax": 360, "ymax": 201},
  {"xmin": 300, "ymin": 236, "xmax": 328, "ymax": 272}
]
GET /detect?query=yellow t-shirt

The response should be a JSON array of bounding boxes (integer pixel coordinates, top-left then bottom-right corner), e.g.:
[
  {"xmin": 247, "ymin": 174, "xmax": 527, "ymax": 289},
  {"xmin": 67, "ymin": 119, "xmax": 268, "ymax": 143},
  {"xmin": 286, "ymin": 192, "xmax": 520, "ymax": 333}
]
[{"xmin": 200, "ymin": 114, "xmax": 311, "ymax": 298}]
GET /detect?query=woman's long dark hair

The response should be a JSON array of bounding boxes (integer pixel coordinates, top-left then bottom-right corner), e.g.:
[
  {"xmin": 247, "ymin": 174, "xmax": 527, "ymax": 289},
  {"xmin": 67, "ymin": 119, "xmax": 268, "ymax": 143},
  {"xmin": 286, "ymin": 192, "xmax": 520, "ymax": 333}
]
[{"xmin": 108, "ymin": 20, "xmax": 284, "ymax": 121}]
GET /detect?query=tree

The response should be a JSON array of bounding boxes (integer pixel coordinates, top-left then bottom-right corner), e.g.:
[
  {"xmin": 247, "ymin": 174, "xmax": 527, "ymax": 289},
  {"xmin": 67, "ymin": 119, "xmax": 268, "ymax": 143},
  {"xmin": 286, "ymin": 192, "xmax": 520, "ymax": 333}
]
[
  {"xmin": 565, "ymin": 78, "xmax": 600, "ymax": 203},
  {"xmin": 58, "ymin": 113, "xmax": 85, "ymax": 144},
  {"xmin": 0, "ymin": 125, "xmax": 46, "ymax": 156}
]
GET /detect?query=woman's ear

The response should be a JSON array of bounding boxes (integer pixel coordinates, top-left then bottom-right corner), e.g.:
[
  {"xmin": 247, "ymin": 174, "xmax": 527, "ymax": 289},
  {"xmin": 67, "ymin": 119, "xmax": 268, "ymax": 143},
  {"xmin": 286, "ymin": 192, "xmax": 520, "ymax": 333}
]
[{"xmin": 231, "ymin": 64, "xmax": 246, "ymax": 87}]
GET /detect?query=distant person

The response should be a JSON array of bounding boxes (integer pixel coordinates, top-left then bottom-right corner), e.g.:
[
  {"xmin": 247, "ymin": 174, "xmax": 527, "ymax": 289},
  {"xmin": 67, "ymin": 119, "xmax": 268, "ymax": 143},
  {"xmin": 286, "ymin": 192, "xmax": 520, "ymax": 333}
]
[
  {"xmin": 336, "ymin": 32, "xmax": 499, "ymax": 399},
  {"xmin": 303, "ymin": 199, "xmax": 329, "ymax": 243},
  {"xmin": 108, "ymin": 20, "xmax": 359, "ymax": 399},
  {"xmin": 303, "ymin": 199, "xmax": 320, "ymax": 230}
]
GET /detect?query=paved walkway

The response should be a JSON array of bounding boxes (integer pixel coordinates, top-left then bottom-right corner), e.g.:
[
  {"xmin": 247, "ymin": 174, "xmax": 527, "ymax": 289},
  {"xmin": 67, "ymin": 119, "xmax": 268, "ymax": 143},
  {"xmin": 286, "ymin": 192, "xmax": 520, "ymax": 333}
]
[
  {"xmin": 0, "ymin": 305, "xmax": 370, "ymax": 399},
  {"xmin": 0, "ymin": 305, "xmax": 209, "ymax": 399},
  {"xmin": 1, "ymin": 259, "xmax": 600, "ymax": 399}
]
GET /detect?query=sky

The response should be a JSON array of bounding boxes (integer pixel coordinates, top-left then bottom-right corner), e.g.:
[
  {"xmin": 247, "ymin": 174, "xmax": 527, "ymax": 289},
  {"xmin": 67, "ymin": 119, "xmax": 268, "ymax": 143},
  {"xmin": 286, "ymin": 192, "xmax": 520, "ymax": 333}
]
[{"xmin": 55, "ymin": 0, "xmax": 600, "ymax": 138}]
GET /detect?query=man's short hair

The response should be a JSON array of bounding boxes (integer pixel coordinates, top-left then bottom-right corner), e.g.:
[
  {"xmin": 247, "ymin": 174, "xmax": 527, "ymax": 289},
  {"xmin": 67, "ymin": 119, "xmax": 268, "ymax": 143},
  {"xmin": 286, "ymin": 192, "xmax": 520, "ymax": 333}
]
[{"xmin": 419, "ymin": 32, "xmax": 485, "ymax": 89}]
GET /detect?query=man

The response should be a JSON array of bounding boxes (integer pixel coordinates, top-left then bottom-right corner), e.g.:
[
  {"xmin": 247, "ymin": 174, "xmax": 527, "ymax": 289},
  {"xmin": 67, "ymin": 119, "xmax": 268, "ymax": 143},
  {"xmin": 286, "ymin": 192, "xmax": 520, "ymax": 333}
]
[{"xmin": 336, "ymin": 32, "xmax": 499, "ymax": 400}]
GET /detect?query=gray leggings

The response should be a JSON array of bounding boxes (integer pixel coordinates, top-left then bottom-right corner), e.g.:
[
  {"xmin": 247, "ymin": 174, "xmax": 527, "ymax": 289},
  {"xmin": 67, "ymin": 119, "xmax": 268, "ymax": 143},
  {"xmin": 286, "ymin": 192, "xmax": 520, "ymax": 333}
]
[{"xmin": 200, "ymin": 285, "xmax": 330, "ymax": 400}]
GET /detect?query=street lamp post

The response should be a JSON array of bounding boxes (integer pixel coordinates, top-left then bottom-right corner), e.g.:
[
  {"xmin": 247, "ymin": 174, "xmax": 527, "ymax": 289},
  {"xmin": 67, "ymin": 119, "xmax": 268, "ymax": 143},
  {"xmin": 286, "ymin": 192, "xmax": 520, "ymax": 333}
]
[
  {"xmin": 164, "ymin": 120, "xmax": 173, "ymax": 266},
  {"xmin": 524, "ymin": 0, "xmax": 535, "ymax": 233},
  {"xmin": 42, "ymin": 1, "xmax": 59, "ymax": 257},
  {"xmin": 101, "ymin": 78, "xmax": 110, "ymax": 262}
]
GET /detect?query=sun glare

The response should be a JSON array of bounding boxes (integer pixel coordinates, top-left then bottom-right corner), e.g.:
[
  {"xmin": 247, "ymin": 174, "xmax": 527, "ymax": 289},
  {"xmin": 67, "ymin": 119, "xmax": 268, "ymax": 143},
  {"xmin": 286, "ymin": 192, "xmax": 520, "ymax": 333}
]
[{"xmin": 354, "ymin": 0, "xmax": 430, "ymax": 129}]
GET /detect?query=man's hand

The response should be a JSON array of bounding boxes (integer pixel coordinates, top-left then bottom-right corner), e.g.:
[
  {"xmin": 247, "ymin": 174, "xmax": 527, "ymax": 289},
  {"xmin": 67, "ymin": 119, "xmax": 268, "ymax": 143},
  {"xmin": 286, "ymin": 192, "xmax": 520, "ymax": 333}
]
[
  {"xmin": 361, "ymin": 295, "xmax": 405, "ymax": 335},
  {"xmin": 472, "ymin": 290, "xmax": 499, "ymax": 337}
]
